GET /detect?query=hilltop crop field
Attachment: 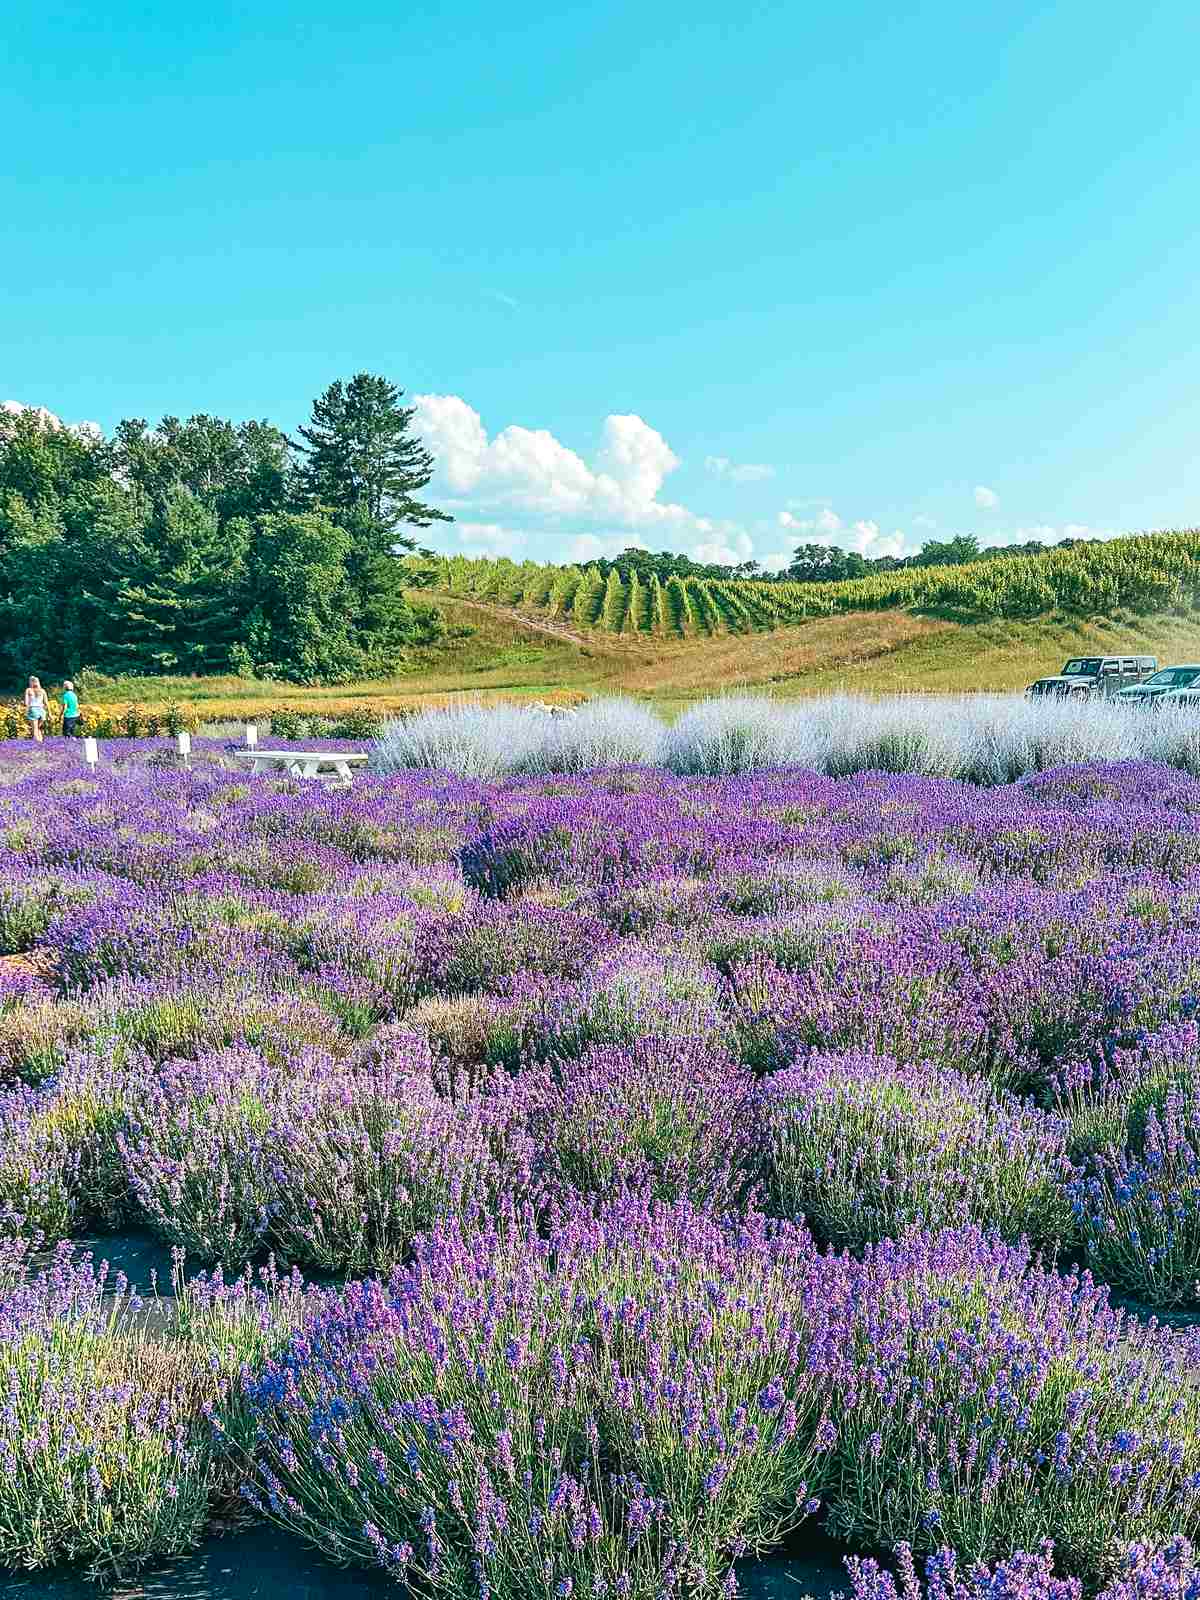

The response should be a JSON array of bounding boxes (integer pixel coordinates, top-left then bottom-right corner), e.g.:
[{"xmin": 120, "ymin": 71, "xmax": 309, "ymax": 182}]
[
  {"xmin": 2, "ymin": 714, "xmax": 1200, "ymax": 1596},
  {"xmin": 420, "ymin": 528, "xmax": 1200, "ymax": 635},
  {"xmin": 22, "ymin": 530, "xmax": 1200, "ymax": 731}
]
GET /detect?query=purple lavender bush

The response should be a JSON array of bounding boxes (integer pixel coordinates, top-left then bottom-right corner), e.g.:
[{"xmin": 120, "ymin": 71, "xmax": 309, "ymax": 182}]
[
  {"xmin": 833, "ymin": 1542, "xmax": 1082, "ymax": 1600},
  {"xmin": 172, "ymin": 1252, "xmax": 322, "ymax": 1456},
  {"xmin": 1051, "ymin": 1021, "xmax": 1200, "ymax": 1159},
  {"xmin": 245, "ymin": 1197, "xmax": 831, "ymax": 1597},
  {"xmin": 0, "ymin": 1053, "xmax": 129, "ymax": 1239},
  {"xmin": 526, "ymin": 1037, "xmax": 760, "ymax": 1209},
  {"xmin": 541, "ymin": 944, "xmax": 730, "ymax": 1060},
  {"xmin": 1069, "ymin": 1083, "xmax": 1200, "ymax": 1306},
  {"xmin": 6, "ymin": 742, "xmax": 1200, "ymax": 1582},
  {"xmin": 821, "ymin": 1228, "xmax": 1200, "ymax": 1577},
  {"xmin": 266, "ymin": 1056, "xmax": 535, "ymax": 1274},
  {"xmin": 118, "ymin": 1048, "xmax": 288, "ymax": 1266},
  {"xmin": 0, "ymin": 995, "xmax": 93, "ymax": 1084},
  {"xmin": 120, "ymin": 1042, "xmax": 534, "ymax": 1273},
  {"xmin": 832, "ymin": 1537, "xmax": 1200, "ymax": 1600},
  {"xmin": 762, "ymin": 1052, "xmax": 1073, "ymax": 1250},
  {"xmin": 0, "ymin": 1241, "xmax": 214, "ymax": 1573}
]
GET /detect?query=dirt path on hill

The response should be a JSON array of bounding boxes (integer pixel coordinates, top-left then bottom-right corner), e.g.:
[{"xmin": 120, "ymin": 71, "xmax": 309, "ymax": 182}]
[{"xmin": 435, "ymin": 596, "xmax": 615, "ymax": 650}]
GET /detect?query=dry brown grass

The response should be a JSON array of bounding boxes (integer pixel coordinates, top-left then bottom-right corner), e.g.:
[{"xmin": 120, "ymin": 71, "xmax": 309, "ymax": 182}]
[{"xmin": 604, "ymin": 612, "xmax": 950, "ymax": 699}]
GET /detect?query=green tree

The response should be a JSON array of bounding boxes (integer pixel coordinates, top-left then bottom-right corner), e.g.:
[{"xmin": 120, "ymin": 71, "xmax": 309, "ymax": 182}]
[
  {"xmin": 626, "ymin": 569, "xmax": 650, "ymax": 632},
  {"xmin": 109, "ymin": 415, "xmax": 291, "ymax": 523},
  {"xmin": 571, "ymin": 565, "xmax": 605, "ymax": 626},
  {"xmin": 0, "ymin": 408, "xmax": 105, "ymax": 528},
  {"xmin": 238, "ymin": 512, "xmax": 360, "ymax": 682},
  {"xmin": 292, "ymin": 374, "xmax": 450, "ymax": 548},
  {"xmin": 88, "ymin": 490, "xmax": 247, "ymax": 674},
  {"xmin": 0, "ymin": 412, "xmax": 123, "ymax": 678},
  {"xmin": 912, "ymin": 534, "xmax": 982, "ymax": 568},
  {"xmin": 786, "ymin": 544, "xmax": 870, "ymax": 583},
  {"xmin": 600, "ymin": 568, "xmax": 628, "ymax": 632}
]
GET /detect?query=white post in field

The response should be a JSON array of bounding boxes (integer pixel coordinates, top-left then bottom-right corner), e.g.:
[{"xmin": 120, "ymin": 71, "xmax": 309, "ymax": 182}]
[
  {"xmin": 177, "ymin": 730, "xmax": 191, "ymax": 764},
  {"xmin": 245, "ymin": 723, "xmax": 258, "ymax": 748},
  {"xmin": 83, "ymin": 737, "xmax": 98, "ymax": 768}
]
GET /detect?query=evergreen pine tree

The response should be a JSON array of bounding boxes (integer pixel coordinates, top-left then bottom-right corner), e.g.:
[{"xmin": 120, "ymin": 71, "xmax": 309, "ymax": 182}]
[
  {"xmin": 649, "ymin": 573, "xmax": 668, "ymax": 634},
  {"xmin": 91, "ymin": 490, "xmax": 246, "ymax": 673},
  {"xmin": 549, "ymin": 565, "xmax": 582, "ymax": 617},
  {"xmin": 626, "ymin": 569, "xmax": 650, "ymax": 632},
  {"xmin": 601, "ymin": 568, "xmax": 627, "ymax": 632},
  {"xmin": 292, "ymin": 374, "xmax": 450, "ymax": 548},
  {"xmin": 571, "ymin": 565, "xmax": 604, "ymax": 626}
]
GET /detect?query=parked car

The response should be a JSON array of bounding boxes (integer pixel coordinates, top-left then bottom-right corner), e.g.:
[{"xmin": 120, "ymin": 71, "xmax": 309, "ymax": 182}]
[
  {"xmin": 1112, "ymin": 664, "xmax": 1200, "ymax": 707},
  {"xmin": 1026, "ymin": 676, "xmax": 1093, "ymax": 699},
  {"xmin": 1025, "ymin": 655, "xmax": 1157, "ymax": 699}
]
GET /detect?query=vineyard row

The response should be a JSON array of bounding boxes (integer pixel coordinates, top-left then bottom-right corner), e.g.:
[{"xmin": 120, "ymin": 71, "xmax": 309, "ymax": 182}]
[{"xmin": 416, "ymin": 531, "xmax": 1200, "ymax": 636}]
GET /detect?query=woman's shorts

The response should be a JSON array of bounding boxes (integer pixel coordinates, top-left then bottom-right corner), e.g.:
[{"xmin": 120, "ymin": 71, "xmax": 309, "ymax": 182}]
[{"xmin": 26, "ymin": 709, "xmax": 44, "ymax": 722}]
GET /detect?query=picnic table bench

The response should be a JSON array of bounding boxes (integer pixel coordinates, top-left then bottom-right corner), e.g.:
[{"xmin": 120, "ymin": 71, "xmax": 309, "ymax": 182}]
[{"xmin": 235, "ymin": 749, "xmax": 369, "ymax": 787}]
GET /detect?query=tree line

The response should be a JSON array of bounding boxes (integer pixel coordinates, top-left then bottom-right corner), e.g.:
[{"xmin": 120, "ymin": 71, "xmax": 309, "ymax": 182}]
[
  {"xmin": 778, "ymin": 531, "xmax": 1102, "ymax": 584},
  {"xmin": 528, "ymin": 533, "xmax": 1108, "ymax": 590},
  {"xmin": 0, "ymin": 374, "xmax": 449, "ymax": 685}
]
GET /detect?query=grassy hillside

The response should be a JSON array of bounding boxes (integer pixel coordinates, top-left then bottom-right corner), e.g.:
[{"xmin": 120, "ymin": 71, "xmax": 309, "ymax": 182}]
[
  {"xmin": 60, "ymin": 600, "xmax": 1200, "ymax": 727},
  {"xmin": 46, "ymin": 529, "xmax": 1200, "ymax": 725}
]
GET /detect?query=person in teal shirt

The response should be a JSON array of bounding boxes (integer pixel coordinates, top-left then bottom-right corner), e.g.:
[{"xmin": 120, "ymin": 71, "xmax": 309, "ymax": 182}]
[{"xmin": 60, "ymin": 680, "xmax": 80, "ymax": 737}]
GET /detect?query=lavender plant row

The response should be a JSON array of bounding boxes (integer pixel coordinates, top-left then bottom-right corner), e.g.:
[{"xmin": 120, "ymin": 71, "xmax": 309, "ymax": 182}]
[
  {"xmin": 372, "ymin": 694, "xmax": 1200, "ymax": 783},
  {"xmin": 0, "ymin": 736, "xmax": 1200, "ymax": 1594}
]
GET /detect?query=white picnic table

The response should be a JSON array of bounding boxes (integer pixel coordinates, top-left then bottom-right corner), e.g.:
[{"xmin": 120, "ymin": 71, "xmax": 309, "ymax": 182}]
[{"xmin": 235, "ymin": 749, "xmax": 369, "ymax": 787}]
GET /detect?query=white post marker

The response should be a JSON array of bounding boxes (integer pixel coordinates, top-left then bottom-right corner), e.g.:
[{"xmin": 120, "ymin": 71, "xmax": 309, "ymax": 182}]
[
  {"xmin": 83, "ymin": 736, "xmax": 98, "ymax": 768},
  {"xmin": 177, "ymin": 731, "xmax": 191, "ymax": 764},
  {"xmin": 245, "ymin": 723, "xmax": 258, "ymax": 748}
]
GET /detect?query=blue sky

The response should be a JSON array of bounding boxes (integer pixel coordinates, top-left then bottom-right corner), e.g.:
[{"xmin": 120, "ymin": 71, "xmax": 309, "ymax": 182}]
[{"xmin": 4, "ymin": 0, "xmax": 1199, "ymax": 569}]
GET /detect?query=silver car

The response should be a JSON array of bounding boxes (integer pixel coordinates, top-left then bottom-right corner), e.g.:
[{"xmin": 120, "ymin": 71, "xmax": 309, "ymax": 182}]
[{"xmin": 1113, "ymin": 664, "xmax": 1200, "ymax": 707}]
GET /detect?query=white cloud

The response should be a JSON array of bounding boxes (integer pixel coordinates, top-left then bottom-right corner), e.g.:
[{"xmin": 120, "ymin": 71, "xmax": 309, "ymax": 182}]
[
  {"xmin": 974, "ymin": 485, "xmax": 999, "ymax": 510},
  {"xmin": 704, "ymin": 455, "xmax": 775, "ymax": 484},
  {"xmin": 777, "ymin": 503, "xmax": 912, "ymax": 560},
  {"xmin": 414, "ymin": 395, "xmax": 713, "ymax": 534},
  {"xmin": 839, "ymin": 520, "xmax": 907, "ymax": 560},
  {"xmin": 912, "ymin": 513, "xmax": 938, "ymax": 530},
  {"xmin": 565, "ymin": 533, "xmax": 650, "ymax": 562},
  {"xmin": 845, "ymin": 519, "xmax": 883, "ymax": 554},
  {"xmin": 411, "ymin": 394, "xmax": 491, "ymax": 495},
  {"xmin": 485, "ymin": 289, "xmax": 520, "ymax": 310},
  {"xmin": 872, "ymin": 531, "xmax": 908, "ymax": 559},
  {"xmin": 457, "ymin": 522, "xmax": 525, "ymax": 558},
  {"xmin": 597, "ymin": 414, "xmax": 680, "ymax": 507},
  {"xmin": 759, "ymin": 549, "xmax": 794, "ymax": 573},
  {"xmin": 1, "ymin": 400, "xmax": 60, "ymax": 428},
  {"xmin": 1, "ymin": 401, "xmax": 102, "ymax": 442},
  {"xmin": 691, "ymin": 529, "xmax": 754, "ymax": 566},
  {"xmin": 777, "ymin": 505, "xmax": 842, "ymax": 535}
]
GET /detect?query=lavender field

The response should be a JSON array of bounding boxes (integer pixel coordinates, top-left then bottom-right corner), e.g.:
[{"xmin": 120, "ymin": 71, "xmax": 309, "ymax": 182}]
[{"xmin": 2, "ymin": 735, "xmax": 1200, "ymax": 1598}]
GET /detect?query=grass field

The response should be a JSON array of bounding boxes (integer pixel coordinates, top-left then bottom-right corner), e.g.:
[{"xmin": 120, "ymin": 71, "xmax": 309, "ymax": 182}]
[{"xmin": 55, "ymin": 597, "xmax": 1200, "ymax": 726}]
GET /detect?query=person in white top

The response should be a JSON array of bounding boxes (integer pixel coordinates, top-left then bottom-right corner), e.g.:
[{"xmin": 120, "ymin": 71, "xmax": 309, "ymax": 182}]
[{"xmin": 23, "ymin": 676, "xmax": 47, "ymax": 744}]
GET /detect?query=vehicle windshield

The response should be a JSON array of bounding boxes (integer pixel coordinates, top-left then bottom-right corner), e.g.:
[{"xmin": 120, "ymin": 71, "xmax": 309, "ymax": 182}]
[
  {"xmin": 1145, "ymin": 668, "xmax": 1200, "ymax": 688},
  {"xmin": 1062, "ymin": 658, "xmax": 1102, "ymax": 676}
]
